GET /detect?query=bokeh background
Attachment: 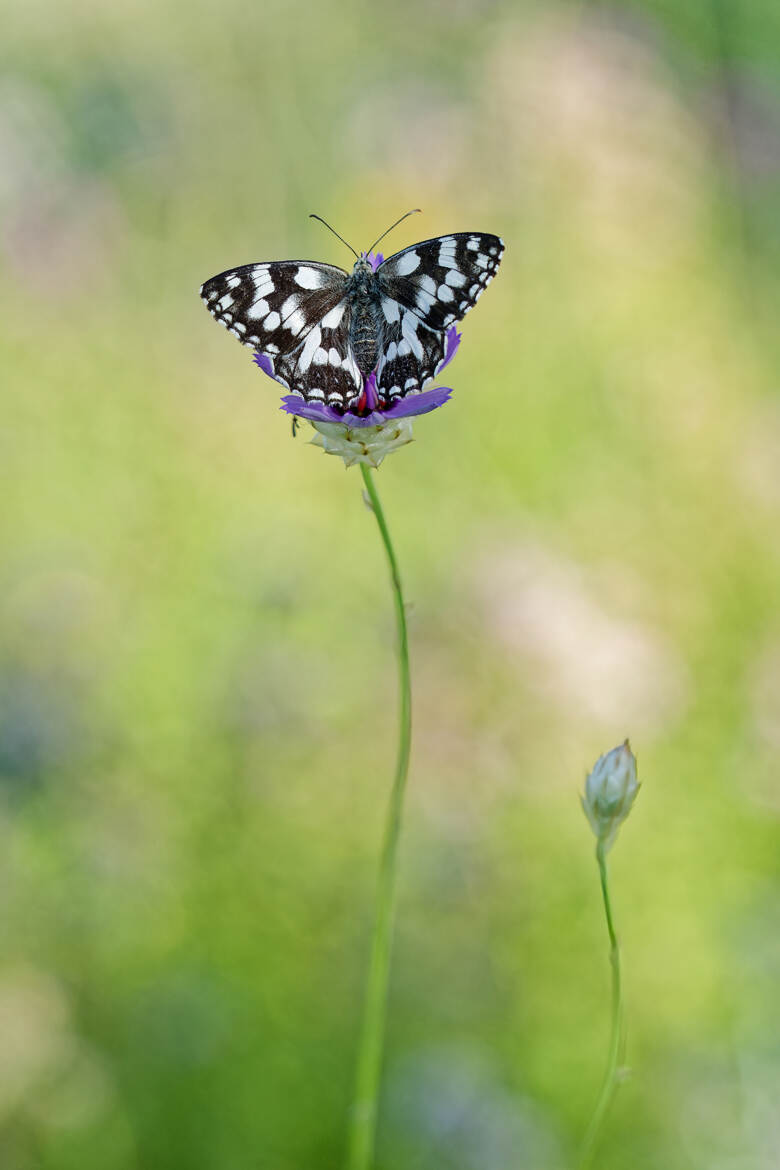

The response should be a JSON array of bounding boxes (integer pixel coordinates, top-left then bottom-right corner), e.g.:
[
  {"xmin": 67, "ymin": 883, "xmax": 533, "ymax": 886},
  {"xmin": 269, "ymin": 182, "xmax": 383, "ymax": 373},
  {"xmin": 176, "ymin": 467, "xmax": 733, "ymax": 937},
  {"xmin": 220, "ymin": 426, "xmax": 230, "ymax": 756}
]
[{"xmin": 3, "ymin": 0, "xmax": 780, "ymax": 1166}]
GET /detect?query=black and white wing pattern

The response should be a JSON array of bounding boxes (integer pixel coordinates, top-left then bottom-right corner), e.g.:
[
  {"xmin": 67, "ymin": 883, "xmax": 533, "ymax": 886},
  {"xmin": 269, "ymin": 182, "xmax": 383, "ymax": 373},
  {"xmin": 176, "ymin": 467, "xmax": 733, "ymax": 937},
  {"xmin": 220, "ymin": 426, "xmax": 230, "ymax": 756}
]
[
  {"xmin": 199, "ymin": 261, "xmax": 362, "ymax": 406},
  {"xmin": 374, "ymin": 232, "xmax": 504, "ymax": 400},
  {"xmin": 200, "ymin": 232, "xmax": 504, "ymax": 412}
]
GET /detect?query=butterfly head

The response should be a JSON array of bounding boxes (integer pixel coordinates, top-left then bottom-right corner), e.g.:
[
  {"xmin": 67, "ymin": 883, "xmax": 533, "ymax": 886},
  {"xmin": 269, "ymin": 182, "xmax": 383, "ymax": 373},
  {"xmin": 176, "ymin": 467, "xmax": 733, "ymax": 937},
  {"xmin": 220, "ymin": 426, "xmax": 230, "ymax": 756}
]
[
  {"xmin": 353, "ymin": 254, "xmax": 375, "ymax": 276},
  {"xmin": 347, "ymin": 253, "xmax": 380, "ymax": 300}
]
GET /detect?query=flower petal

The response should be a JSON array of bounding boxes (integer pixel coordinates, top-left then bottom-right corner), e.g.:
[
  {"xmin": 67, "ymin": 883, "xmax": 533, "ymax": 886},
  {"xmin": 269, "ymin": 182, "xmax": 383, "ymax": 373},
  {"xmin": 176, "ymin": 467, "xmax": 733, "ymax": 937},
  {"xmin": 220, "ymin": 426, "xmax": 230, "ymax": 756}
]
[
  {"xmin": 436, "ymin": 325, "xmax": 461, "ymax": 374},
  {"xmin": 380, "ymin": 386, "xmax": 453, "ymax": 419},
  {"xmin": 280, "ymin": 384, "xmax": 452, "ymax": 428},
  {"xmin": 279, "ymin": 396, "xmax": 346, "ymax": 424},
  {"xmin": 254, "ymin": 352, "xmax": 276, "ymax": 379}
]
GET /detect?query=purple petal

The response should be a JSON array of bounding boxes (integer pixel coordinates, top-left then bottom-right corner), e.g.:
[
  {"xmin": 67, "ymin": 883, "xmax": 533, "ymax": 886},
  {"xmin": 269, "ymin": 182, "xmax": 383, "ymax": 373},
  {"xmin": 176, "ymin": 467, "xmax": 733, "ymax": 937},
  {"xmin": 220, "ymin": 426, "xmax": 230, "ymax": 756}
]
[
  {"xmin": 254, "ymin": 352, "xmax": 275, "ymax": 379},
  {"xmin": 362, "ymin": 251, "xmax": 384, "ymax": 272},
  {"xmin": 279, "ymin": 384, "xmax": 453, "ymax": 428},
  {"xmin": 280, "ymin": 396, "xmax": 348, "ymax": 424},
  {"xmin": 380, "ymin": 385, "xmax": 453, "ymax": 418},
  {"xmin": 436, "ymin": 325, "xmax": 461, "ymax": 374},
  {"xmin": 363, "ymin": 371, "xmax": 379, "ymax": 411}
]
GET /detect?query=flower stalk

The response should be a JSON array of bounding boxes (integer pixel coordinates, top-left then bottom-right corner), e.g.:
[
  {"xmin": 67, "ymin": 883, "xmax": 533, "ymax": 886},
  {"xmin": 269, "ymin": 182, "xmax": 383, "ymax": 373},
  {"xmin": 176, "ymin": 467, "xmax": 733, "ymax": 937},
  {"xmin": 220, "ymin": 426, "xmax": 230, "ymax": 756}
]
[
  {"xmin": 346, "ymin": 464, "xmax": 412, "ymax": 1170},
  {"xmin": 578, "ymin": 838, "xmax": 624, "ymax": 1170}
]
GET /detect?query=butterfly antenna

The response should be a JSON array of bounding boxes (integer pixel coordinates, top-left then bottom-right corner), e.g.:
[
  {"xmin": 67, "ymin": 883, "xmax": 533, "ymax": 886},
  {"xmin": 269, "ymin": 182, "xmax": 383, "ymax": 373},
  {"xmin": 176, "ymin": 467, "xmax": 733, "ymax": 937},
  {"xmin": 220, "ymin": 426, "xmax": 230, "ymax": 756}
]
[
  {"xmin": 309, "ymin": 214, "xmax": 359, "ymax": 260},
  {"xmin": 367, "ymin": 208, "xmax": 422, "ymax": 255}
]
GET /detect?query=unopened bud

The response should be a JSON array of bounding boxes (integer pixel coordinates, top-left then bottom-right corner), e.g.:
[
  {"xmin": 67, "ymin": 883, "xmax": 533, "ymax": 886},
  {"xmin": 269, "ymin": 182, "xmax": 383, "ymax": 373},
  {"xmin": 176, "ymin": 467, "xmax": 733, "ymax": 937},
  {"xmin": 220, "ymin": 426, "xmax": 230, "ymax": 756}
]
[{"xmin": 581, "ymin": 740, "xmax": 639, "ymax": 851}]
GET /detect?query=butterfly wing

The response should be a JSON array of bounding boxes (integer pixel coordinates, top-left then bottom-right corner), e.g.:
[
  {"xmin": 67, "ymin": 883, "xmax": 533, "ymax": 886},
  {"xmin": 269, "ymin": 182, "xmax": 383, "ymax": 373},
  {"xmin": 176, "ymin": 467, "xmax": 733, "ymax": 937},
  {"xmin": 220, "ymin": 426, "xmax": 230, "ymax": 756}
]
[
  {"xmin": 371, "ymin": 301, "xmax": 453, "ymax": 404},
  {"xmin": 378, "ymin": 233, "xmax": 504, "ymax": 332},
  {"xmin": 374, "ymin": 233, "xmax": 504, "ymax": 399},
  {"xmin": 272, "ymin": 297, "xmax": 363, "ymax": 407},
  {"xmin": 200, "ymin": 260, "xmax": 361, "ymax": 405}
]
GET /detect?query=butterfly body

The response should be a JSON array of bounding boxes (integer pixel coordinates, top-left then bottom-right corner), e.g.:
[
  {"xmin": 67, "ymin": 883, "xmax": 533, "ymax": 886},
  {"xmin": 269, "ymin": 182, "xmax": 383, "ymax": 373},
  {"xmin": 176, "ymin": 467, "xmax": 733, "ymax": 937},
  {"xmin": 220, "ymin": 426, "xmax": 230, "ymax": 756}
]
[
  {"xmin": 200, "ymin": 232, "xmax": 504, "ymax": 414},
  {"xmin": 344, "ymin": 256, "xmax": 384, "ymax": 376}
]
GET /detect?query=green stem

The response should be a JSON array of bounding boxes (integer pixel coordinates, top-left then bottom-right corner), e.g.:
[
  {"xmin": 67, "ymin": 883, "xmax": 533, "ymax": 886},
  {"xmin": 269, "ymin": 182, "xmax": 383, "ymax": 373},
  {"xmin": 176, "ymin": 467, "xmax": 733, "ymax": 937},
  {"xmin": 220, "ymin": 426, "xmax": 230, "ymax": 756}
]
[
  {"xmin": 347, "ymin": 464, "xmax": 412, "ymax": 1170},
  {"xmin": 578, "ymin": 840, "xmax": 624, "ymax": 1170}
]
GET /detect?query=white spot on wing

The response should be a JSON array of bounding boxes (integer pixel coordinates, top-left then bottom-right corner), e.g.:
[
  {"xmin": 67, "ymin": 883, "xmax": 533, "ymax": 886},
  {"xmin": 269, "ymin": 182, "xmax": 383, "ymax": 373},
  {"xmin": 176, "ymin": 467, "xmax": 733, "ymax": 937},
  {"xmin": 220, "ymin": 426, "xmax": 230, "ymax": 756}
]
[
  {"xmin": 344, "ymin": 354, "xmax": 361, "ymax": 387},
  {"xmin": 298, "ymin": 326, "xmax": 322, "ymax": 372},
  {"xmin": 253, "ymin": 271, "xmax": 275, "ymax": 293},
  {"xmin": 263, "ymin": 311, "xmax": 281, "ymax": 331},
  {"xmin": 294, "ymin": 266, "xmax": 323, "ymax": 290},
  {"xmin": 280, "ymin": 297, "xmax": 306, "ymax": 335},
  {"xmin": 445, "ymin": 269, "xmax": 466, "ymax": 288},
  {"xmin": 321, "ymin": 302, "xmax": 345, "ymax": 329},
  {"xmin": 401, "ymin": 311, "xmax": 423, "ymax": 360},
  {"xmin": 395, "ymin": 250, "xmax": 421, "ymax": 275},
  {"xmin": 382, "ymin": 297, "xmax": 400, "ymax": 324},
  {"xmin": 247, "ymin": 299, "xmax": 269, "ymax": 320}
]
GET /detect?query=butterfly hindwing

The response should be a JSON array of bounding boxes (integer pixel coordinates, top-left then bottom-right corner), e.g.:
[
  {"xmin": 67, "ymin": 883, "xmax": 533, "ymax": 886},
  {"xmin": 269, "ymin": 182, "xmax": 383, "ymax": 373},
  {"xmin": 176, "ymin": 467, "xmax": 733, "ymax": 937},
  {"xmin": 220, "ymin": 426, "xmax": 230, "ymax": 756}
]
[
  {"xmin": 272, "ymin": 296, "xmax": 363, "ymax": 406},
  {"xmin": 377, "ymin": 233, "xmax": 504, "ymax": 335},
  {"xmin": 373, "ymin": 301, "xmax": 449, "ymax": 402}
]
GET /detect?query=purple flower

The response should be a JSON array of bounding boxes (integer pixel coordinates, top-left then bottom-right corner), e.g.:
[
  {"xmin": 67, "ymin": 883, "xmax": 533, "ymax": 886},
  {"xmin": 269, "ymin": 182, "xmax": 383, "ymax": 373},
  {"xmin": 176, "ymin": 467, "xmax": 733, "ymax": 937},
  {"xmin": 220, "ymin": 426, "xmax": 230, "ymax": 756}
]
[{"xmin": 253, "ymin": 325, "xmax": 462, "ymax": 430}]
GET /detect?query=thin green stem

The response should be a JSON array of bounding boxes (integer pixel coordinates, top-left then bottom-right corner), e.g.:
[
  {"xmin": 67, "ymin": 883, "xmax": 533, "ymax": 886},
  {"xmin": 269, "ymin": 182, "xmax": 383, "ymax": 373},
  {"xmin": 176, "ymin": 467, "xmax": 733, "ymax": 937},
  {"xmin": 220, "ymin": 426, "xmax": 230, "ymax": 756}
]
[
  {"xmin": 578, "ymin": 840, "xmax": 624, "ymax": 1170},
  {"xmin": 347, "ymin": 464, "xmax": 412, "ymax": 1170}
]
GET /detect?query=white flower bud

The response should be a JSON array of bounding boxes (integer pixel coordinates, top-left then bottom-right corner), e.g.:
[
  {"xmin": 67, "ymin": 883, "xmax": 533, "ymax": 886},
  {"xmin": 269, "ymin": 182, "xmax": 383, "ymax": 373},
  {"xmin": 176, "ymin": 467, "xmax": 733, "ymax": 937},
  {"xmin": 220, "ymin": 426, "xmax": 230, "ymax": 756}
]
[
  {"xmin": 581, "ymin": 740, "xmax": 639, "ymax": 851},
  {"xmin": 308, "ymin": 418, "xmax": 414, "ymax": 468}
]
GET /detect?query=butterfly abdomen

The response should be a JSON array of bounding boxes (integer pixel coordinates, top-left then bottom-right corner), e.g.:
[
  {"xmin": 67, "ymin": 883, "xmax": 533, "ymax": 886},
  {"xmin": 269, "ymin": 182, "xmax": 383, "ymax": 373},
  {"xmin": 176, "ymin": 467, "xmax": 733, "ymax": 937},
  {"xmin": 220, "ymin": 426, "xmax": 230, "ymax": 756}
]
[
  {"xmin": 350, "ymin": 302, "xmax": 382, "ymax": 376},
  {"xmin": 345, "ymin": 263, "xmax": 383, "ymax": 376}
]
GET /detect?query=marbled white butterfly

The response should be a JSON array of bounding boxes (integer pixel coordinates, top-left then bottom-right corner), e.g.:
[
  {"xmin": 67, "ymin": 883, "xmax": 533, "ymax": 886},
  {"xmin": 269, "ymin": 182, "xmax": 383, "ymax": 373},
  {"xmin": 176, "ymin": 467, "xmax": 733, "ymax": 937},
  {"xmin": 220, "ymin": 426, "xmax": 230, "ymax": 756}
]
[{"xmin": 199, "ymin": 213, "xmax": 504, "ymax": 414}]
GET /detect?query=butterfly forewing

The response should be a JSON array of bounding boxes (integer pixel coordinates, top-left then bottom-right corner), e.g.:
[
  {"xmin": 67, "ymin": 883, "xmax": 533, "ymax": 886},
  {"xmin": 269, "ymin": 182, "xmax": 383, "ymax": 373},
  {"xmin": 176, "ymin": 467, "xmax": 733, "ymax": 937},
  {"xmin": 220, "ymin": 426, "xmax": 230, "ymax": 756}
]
[
  {"xmin": 378, "ymin": 233, "xmax": 504, "ymax": 334},
  {"xmin": 200, "ymin": 260, "xmax": 348, "ymax": 356}
]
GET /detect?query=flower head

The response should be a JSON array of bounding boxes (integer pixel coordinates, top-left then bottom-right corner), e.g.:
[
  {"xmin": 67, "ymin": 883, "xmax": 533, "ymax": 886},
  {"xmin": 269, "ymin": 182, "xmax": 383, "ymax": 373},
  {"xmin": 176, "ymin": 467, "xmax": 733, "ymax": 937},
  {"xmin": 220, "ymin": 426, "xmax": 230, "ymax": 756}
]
[{"xmin": 582, "ymin": 740, "xmax": 639, "ymax": 851}]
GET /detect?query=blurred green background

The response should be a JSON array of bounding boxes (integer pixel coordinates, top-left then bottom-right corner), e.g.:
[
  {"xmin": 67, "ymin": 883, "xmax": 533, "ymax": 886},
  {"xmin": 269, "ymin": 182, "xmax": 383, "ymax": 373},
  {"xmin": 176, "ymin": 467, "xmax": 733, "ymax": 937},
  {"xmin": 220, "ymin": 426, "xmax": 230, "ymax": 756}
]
[{"xmin": 3, "ymin": 0, "xmax": 780, "ymax": 1167}]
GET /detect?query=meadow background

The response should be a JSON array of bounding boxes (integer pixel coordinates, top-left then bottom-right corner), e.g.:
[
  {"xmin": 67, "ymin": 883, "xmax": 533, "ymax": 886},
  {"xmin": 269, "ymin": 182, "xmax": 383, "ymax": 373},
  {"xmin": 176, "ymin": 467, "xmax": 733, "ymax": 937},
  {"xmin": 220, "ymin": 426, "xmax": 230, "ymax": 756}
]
[{"xmin": 3, "ymin": 1, "xmax": 780, "ymax": 1167}]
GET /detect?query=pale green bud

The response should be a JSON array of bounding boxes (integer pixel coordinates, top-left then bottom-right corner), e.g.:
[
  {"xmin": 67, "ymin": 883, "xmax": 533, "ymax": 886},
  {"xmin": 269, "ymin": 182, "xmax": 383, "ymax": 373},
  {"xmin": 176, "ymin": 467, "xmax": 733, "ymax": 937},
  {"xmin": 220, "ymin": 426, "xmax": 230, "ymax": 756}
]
[
  {"xmin": 581, "ymin": 740, "xmax": 639, "ymax": 851},
  {"xmin": 308, "ymin": 418, "xmax": 414, "ymax": 468}
]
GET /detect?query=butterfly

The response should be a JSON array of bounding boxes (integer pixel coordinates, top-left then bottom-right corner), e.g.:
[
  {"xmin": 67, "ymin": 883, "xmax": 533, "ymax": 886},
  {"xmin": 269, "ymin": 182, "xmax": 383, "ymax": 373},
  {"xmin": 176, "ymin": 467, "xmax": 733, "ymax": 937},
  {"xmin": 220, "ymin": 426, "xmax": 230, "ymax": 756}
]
[{"xmin": 199, "ymin": 214, "xmax": 504, "ymax": 414}]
